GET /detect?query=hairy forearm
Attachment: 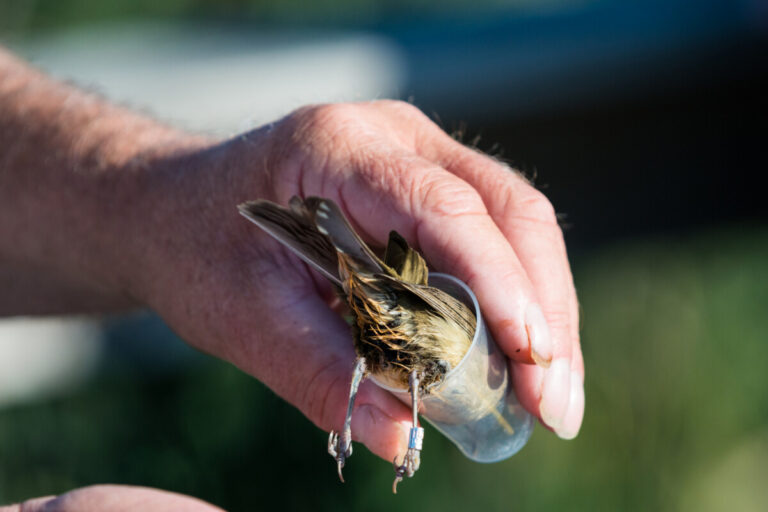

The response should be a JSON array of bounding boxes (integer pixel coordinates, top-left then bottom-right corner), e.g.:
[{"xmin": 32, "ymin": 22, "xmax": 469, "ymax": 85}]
[{"xmin": 0, "ymin": 48, "xmax": 208, "ymax": 315}]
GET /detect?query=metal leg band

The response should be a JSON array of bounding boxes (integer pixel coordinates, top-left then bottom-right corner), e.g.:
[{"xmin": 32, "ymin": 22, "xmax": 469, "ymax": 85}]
[{"xmin": 408, "ymin": 427, "xmax": 424, "ymax": 450}]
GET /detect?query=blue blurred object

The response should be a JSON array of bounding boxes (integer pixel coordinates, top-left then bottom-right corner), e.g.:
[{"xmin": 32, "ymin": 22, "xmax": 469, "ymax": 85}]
[{"xmin": 380, "ymin": 0, "xmax": 767, "ymax": 119}]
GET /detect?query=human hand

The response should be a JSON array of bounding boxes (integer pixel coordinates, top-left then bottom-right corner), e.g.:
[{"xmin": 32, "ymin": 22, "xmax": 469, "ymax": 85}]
[
  {"xmin": 129, "ymin": 101, "xmax": 583, "ymax": 464},
  {"xmin": 0, "ymin": 485, "xmax": 222, "ymax": 512}
]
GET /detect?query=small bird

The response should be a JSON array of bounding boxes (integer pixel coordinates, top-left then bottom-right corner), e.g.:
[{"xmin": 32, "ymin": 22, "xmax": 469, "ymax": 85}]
[{"xmin": 238, "ymin": 196, "xmax": 476, "ymax": 492}]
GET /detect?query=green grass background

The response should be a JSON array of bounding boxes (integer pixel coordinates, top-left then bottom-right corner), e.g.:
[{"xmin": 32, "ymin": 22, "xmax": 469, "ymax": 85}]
[{"xmin": 2, "ymin": 226, "xmax": 766, "ymax": 511}]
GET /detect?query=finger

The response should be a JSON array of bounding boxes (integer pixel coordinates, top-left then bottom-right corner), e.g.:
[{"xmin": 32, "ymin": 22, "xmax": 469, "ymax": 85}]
[
  {"xmin": 0, "ymin": 496, "xmax": 55, "ymax": 512},
  {"xmin": 510, "ymin": 343, "xmax": 580, "ymax": 438},
  {"xmin": 559, "ymin": 341, "xmax": 585, "ymax": 439},
  {"xmin": 453, "ymin": 155, "xmax": 582, "ymax": 436},
  {"xmin": 387, "ymin": 106, "xmax": 567, "ymax": 369},
  {"xmin": 416, "ymin": 130, "xmax": 582, "ymax": 435},
  {"xmin": 315, "ymin": 155, "xmax": 553, "ymax": 368},
  {"xmin": 422, "ymin": 132, "xmax": 576, "ymax": 357},
  {"xmin": 450, "ymin": 156, "xmax": 576, "ymax": 432},
  {"xmin": 520, "ymin": 343, "xmax": 584, "ymax": 439},
  {"xmin": 15, "ymin": 485, "xmax": 222, "ymax": 512},
  {"xmin": 266, "ymin": 102, "xmax": 577, "ymax": 432},
  {"xmin": 269, "ymin": 102, "xmax": 552, "ymax": 364}
]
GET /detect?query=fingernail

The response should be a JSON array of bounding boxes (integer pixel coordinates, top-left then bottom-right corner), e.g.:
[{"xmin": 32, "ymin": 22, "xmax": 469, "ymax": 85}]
[
  {"xmin": 525, "ymin": 303, "xmax": 553, "ymax": 367},
  {"xmin": 556, "ymin": 371, "xmax": 585, "ymax": 440},
  {"xmin": 539, "ymin": 358, "xmax": 571, "ymax": 431}
]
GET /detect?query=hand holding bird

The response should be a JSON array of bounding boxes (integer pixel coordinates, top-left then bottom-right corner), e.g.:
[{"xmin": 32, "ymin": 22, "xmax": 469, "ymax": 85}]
[
  {"xmin": 122, "ymin": 102, "xmax": 582, "ymax": 486},
  {"xmin": 239, "ymin": 196, "xmax": 477, "ymax": 490}
]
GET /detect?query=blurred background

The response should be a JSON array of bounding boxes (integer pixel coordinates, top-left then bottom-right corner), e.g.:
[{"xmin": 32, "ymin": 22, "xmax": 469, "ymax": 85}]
[{"xmin": 1, "ymin": 0, "xmax": 767, "ymax": 510}]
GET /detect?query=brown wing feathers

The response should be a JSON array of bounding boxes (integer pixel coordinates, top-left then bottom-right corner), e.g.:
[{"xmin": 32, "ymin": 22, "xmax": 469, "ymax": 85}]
[
  {"xmin": 237, "ymin": 199, "xmax": 341, "ymax": 285},
  {"xmin": 239, "ymin": 196, "xmax": 468, "ymax": 332}
]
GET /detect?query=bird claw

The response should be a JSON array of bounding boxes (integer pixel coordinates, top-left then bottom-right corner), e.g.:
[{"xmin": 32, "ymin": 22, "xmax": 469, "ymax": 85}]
[
  {"xmin": 328, "ymin": 430, "xmax": 353, "ymax": 483},
  {"xmin": 392, "ymin": 447, "xmax": 421, "ymax": 493}
]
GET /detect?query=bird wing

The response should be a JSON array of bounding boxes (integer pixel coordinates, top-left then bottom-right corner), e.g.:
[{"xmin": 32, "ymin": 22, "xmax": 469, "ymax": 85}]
[
  {"xmin": 306, "ymin": 197, "xmax": 390, "ymax": 276},
  {"xmin": 378, "ymin": 275, "xmax": 476, "ymax": 337},
  {"xmin": 237, "ymin": 199, "xmax": 341, "ymax": 285},
  {"xmin": 383, "ymin": 230, "xmax": 428, "ymax": 286}
]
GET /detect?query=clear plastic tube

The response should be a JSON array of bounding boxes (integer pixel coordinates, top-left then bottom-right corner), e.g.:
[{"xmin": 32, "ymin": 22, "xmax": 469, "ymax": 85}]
[{"xmin": 372, "ymin": 273, "xmax": 534, "ymax": 463}]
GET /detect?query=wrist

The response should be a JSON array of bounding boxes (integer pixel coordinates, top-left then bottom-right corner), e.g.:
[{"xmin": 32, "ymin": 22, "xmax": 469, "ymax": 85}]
[
  {"xmin": 0, "ymin": 50, "xmax": 216, "ymax": 313},
  {"xmin": 124, "ymin": 127, "xmax": 275, "ymax": 313}
]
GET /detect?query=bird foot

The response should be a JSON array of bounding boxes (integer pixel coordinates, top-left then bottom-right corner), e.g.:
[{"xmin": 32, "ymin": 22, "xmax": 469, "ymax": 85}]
[
  {"xmin": 392, "ymin": 446, "xmax": 422, "ymax": 494},
  {"xmin": 328, "ymin": 430, "xmax": 353, "ymax": 482}
]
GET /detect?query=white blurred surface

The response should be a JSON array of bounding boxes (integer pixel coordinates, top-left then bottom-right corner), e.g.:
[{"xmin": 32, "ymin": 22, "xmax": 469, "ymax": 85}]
[
  {"xmin": 0, "ymin": 317, "xmax": 101, "ymax": 407},
  {"xmin": 16, "ymin": 23, "xmax": 406, "ymax": 135}
]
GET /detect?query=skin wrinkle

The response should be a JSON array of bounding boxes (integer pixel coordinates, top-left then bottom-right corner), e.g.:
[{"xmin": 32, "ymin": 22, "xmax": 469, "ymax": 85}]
[
  {"xmin": 291, "ymin": 116, "xmax": 354, "ymax": 203},
  {"xmin": 430, "ymin": 145, "xmax": 542, "ymax": 227},
  {"xmin": 339, "ymin": 177, "xmax": 388, "ymax": 244},
  {"xmin": 303, "ymin": 139, "xmax": 386, "ymax": 244},
  {"xmin": 510, "ymin": 190, "xmax": 559, "ymax": 227},
  {"xmin": 416, "ymin": 215, "xmax": 493, "ymax": 296},
  {"xmin": 375, "ymin": 101, "xmax": 425, "ymax": 149},
  {"xmin": 539, "ymin": 307, "xmax": 571, "ymax": 343},
  {"xmin": 304, "ymin": 359, "xmax": 352, "ymax": 429},
  {"xmin": 343, "ymin": 157, "xmax": 464, "ymax": 248},
  {"xmin": 269, "ymin": 116, "xmax": 308, "ymax": 186},
  {"xmin": 336, "ymin": 184, "xmax": 381, "ymax": 248},
  {"xmin": 343, "ymin": 176, "xmax": 392, "ymax": 242},
  {"xmin": 413, "ymin": 171, "xmax": 486, "ymax": 221},
  {"xmin": 326, "ymin": 118, "xmax": 369, "ymax": 166},
  {"xmin": 508, "ymin": 218, "xmax": 564, "ymax": 245},
  {"xmin": 414, "ymin": 210, "xmax": 497, "ymax": 281},
  {"xmin": 350, "ymin": 138, "xmax": 412, "ymax": 184},
  {"xmin": 289, "ymin": 104, "xmax": 350, "ymax": 164},
  {"xmin": 362, "ymin": 402, "xmax": 380, "ymax": 428}
]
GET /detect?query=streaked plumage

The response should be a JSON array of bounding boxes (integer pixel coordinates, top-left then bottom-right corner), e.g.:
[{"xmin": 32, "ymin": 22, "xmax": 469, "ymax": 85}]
[
  {"xmin": 237, "ymin": 196, "xmax": 476, "ymax": 390},
  {"xmin": 237, "ymin": 195, "xmax": 477, "ymax": 491}
]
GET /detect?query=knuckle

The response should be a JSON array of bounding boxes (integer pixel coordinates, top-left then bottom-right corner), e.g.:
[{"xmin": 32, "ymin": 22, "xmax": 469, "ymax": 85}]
[
  {"xmin": 408, "ymin": 169, "xmax": 486, "ymax": 219},
  {"xmin": 271, "ymin": 103, "xmax": 362, "ymax": 193},
  {"xmin": 375, "ymin": 99, "xmax": 424, "ymax": 118},
  {"xmin": 290, "ymin": 103, "xmax": 358, "ymax": 137},
  {"xmin": 511, "ymin": 185, "xmax": 558, "ymax": 227},
  {"xmin": 544, "ymin": 306, "xmax": 571, "ymax": 333}
]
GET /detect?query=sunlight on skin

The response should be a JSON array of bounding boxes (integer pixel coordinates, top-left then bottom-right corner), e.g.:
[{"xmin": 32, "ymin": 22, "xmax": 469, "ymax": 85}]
[
  {"xmin": 0, "ymin": 485, "xmax": 223, "ymax": 512},
  {"xmin": 0, "ymin": 47, "xmax": 583, "ymax": 502}
]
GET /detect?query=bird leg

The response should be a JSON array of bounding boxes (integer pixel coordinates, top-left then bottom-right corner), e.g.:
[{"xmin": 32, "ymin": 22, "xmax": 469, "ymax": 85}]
[
  {"xmin": 392, "ymin": 370, "xmax": 424, "ymax": 493},
  {"xmin": 328, "ymin": 357, "xmax": 367, "ymax": 483}
]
